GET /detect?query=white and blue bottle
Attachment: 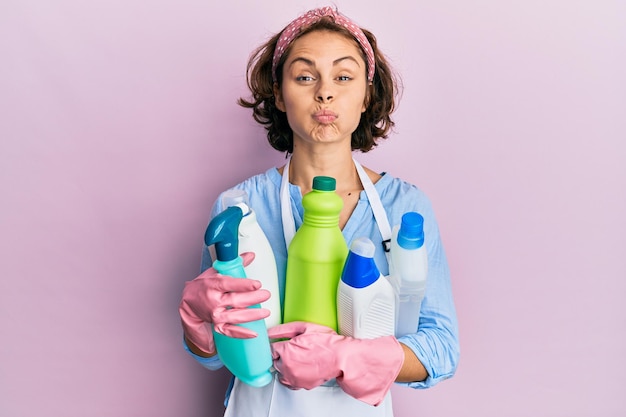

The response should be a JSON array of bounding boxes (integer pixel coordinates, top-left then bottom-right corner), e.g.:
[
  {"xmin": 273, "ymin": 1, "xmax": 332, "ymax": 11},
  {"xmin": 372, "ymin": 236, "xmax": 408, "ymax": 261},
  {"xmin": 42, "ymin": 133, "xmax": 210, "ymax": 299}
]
[
  {"xmin": 388, "ymin": 212, "xmax": 428, "ymax": 338},
  {"xmin": 222, "ymin": 189, "xmax": 282, "ymax": 328},
  {"xmin": 337, "ymin": 237, "xmax": 396, "ymax": 339}
]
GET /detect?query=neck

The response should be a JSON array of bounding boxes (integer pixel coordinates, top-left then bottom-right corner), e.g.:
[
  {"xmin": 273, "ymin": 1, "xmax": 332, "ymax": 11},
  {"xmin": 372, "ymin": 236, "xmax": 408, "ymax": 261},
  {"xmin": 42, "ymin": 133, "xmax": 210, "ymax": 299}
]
[{"xmin": 289, "ymin": 145, "xmax": 360, "ymax": 195}]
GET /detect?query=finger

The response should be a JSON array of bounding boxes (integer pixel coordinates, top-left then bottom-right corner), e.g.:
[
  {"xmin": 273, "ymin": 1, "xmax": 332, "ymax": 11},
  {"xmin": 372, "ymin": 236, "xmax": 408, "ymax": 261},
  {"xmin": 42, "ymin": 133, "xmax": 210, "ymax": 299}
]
[
  {"xmin": 267, "ymin": 322, "xmax": 309, "ymax": 339},
  {"xmin": 278, "ymin": 375, "xmax": 301, "ymax": 391},
  {"xmin": 222, "ymin": 289, "xmax": 271, "ymax": 309},
  {"xmin": 275, "ymin": 369, "xmax": 318, "ymax": 391},
  {"xmin": 214, "ymin": 306, "xmax": 271, "ymax": 326},
  {"xmin": 267, "ymin": 321, "xmax": 336, "ymax": 340},
  {"xmin": 208, "ymin": 276, "xmax": 263, "ymax": 293},
  {"xmin": 240, "ymin": 251, "xmax": 256, "ymax": 267},
  {"xmin": 269, "ymin": 354, "xmax": 287, "ymax": 381},
  {"xmin": 214, "ymin": 322, "xmax": 258, "ymax": 339},
  {"xmin": 270, "ymin": 340, "xmax": 288, "ymax": 360}
]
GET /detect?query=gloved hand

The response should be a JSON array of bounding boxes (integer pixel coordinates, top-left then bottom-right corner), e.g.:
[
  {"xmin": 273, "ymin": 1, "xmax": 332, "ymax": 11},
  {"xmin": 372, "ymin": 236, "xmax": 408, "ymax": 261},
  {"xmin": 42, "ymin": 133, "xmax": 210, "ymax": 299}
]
[
  {"xmin": 179, "ymin": 252, "xmax": 271, "ymax": 355},
  {"xmin": 268, "ymin": 321, "xmax": 404, "ymax": 406}
]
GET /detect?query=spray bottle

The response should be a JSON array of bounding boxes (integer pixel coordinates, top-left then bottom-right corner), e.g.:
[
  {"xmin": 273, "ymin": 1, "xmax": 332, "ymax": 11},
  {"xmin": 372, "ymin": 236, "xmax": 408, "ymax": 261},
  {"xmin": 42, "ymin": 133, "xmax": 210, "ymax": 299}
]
[
  {"xmin": 283, "ymin": 176, "xmax": 348, "ymax": 331},
  {"xmin": 337, "ymin": 237, "xmax": 396, "ymax": 339},
  {"xmin": 221, "ymin": 189, "xmax": 281, "ymax": 328},
  {"xmin": 204, "ymin": 206, "xmax": 273, "ymax": 387},
  {"xmin": 388, "ymin": 212, "xmax": 428, "ymax": 338}
]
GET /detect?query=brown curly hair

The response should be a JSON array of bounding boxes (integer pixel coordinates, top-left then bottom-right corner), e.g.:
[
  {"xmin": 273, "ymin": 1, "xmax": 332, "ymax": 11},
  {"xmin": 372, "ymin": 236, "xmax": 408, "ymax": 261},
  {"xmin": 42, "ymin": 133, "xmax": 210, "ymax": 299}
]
[{"xmin": 238, "ymin": 17, "xmax": 400, "ymax": 154}]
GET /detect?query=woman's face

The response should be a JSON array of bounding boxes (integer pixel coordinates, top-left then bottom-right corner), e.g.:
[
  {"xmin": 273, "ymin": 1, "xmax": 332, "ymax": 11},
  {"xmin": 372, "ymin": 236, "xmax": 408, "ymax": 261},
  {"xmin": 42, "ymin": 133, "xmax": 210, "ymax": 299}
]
[{"xmin": 275, "ymin": 30, "xmax": 369, "ymax": 150}]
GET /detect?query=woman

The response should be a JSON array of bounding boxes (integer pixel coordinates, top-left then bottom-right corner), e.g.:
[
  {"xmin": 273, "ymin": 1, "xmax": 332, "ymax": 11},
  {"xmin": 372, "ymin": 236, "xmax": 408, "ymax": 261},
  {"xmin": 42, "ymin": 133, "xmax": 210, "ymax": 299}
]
[{"xmin": 179, "ymin": 7, "xmax": 459, "ymax": 416}]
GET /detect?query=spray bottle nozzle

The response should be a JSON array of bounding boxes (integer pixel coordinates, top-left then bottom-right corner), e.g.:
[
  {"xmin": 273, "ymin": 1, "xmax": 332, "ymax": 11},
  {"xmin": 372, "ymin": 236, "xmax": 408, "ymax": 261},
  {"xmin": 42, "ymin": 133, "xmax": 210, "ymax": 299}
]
[{"xmin": 204, "ymin": 206, "xmax": 244, "ymax": 262}]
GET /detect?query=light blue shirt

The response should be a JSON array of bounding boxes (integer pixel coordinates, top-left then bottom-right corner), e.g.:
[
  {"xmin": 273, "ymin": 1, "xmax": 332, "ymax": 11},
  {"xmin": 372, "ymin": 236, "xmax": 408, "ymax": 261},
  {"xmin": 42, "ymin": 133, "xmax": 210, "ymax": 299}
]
[{"xmin": 185, "ymin": 166, "xmax": 459, "ymax": 390}]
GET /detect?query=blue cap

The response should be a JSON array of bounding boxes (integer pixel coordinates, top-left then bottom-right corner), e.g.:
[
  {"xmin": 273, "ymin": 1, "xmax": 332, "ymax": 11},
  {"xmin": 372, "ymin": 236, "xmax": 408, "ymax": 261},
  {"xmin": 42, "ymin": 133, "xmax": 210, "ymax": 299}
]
[
  {"xmin": 341, "ymin": 237, "xmax": 380, "ymax": 288},
  {"xmin": 397, "ymin": 212, "xmax": 424, "ymax": 249}
]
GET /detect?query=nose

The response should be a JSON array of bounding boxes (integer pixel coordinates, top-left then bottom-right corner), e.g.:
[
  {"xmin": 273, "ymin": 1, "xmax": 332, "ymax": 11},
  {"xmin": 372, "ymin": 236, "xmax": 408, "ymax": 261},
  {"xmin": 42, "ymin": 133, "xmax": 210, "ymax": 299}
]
[
  {"xmin": 316, "ymin": 79, "xmax": 334, "ymax": 103},
  {"xmin": 316, "ymin": 93, "xmax": 333, "ymax": 103}
]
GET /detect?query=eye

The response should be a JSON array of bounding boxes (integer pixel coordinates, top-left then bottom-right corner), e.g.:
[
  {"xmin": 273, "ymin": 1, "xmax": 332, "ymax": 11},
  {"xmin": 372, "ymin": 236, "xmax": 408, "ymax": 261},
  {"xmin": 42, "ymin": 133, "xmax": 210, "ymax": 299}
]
[
  {"xmin": 296, "ymin": 75, "xmax": 315, "ymax": 82},
  {"xmin": 337, "ymin": 75, "xmax": 352, "ymax": 82}
]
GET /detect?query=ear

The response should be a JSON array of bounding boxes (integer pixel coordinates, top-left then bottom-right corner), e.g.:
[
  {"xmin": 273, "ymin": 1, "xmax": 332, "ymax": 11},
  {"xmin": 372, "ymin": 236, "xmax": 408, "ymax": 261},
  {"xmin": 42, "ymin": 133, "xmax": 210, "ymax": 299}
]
[{"xmin": 273, "ymin": 83, "xmax": 286, "ymax": 112}]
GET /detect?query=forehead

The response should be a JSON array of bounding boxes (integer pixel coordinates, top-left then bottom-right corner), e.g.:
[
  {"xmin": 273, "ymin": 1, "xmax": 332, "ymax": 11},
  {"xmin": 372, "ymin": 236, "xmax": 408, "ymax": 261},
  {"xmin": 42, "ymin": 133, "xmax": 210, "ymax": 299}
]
[{"xmin": 286, "ymin": 30, "xmax": 364, "ymax": 61}]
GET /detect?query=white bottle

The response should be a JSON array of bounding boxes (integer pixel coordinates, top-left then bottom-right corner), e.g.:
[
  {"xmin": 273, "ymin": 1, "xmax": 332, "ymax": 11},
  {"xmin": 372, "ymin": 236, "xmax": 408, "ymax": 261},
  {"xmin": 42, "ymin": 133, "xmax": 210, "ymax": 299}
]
[
  {"xmin": 222, "ymin": 189, "xmax": 282, "ymax": 328},
  {"xmin": 388, "ymin": 212, "xmax": 428, "ymax": 338},
  {"xmin": 337, "ymin": 237, "xmax": 396, "ymax": 339}
]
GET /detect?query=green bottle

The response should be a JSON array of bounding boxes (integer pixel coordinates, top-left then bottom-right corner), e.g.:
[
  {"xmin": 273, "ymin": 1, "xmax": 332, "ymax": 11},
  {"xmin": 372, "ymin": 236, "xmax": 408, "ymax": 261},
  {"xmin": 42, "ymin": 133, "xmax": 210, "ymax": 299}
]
[{"xmin": 283, "ymin": 176, "xmax": 349, "ymax": 331}]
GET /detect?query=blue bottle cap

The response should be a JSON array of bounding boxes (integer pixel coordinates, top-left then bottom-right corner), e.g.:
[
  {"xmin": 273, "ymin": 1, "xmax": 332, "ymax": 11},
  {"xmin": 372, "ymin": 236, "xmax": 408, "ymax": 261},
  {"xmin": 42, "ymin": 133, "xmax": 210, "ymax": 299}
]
[
  {"xmin": 341, "ymin": 237, "xmax": 380, "ymax": 288},
  {"xmin": 397, "ymin": 212, "xmax": 425, "ymax": 249}
]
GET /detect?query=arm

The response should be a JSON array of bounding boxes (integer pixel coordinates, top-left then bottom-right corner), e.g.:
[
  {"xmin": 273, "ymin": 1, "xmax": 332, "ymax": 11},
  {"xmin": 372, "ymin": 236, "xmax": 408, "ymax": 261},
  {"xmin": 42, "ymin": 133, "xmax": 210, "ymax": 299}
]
[
  {"xmin": 396, "ymin": 343, "xmax": 428, "ymax": 382},
  {"xmin": 185, "ymin": 335, "xmax": 217, "ymax": 358}
]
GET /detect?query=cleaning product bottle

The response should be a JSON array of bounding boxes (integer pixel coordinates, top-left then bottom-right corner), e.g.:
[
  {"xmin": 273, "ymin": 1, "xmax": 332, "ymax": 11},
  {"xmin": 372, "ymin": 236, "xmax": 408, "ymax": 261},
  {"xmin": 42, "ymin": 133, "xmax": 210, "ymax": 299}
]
[
  {"xmin": 388, "ymin": 212, "xmax": 428, "ymax": 338},
  {"xmin": 283, "ymin": 176, "xmax": 348, "ymax": 331},
  {"xmin": 337, "ymin": 237, "xmax": 396, "ymax": 339},
  {"xmin": 221, "ymin": 189, "xmax": 281, "ymax": 328},
  {"xmin": 204, "ymin": 206, "xmax": 273, "ymax": 387}
]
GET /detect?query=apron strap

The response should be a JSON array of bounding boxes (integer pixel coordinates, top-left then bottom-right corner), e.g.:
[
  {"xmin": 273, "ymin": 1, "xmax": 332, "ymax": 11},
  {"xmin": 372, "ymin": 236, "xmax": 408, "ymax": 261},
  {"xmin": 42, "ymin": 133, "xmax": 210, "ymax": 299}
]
[
  {"xmin": 352, "ymin": 159, "xmax": 392, "ymax": 256},
  {"xmin": 280, "ymin": 157, "xmax": 297, "ymax": 248}
]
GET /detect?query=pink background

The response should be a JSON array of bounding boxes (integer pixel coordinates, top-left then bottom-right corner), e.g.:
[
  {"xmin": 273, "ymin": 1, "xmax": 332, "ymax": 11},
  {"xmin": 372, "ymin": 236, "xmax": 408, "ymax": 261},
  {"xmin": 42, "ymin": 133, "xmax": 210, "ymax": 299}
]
[{"xmin": 1, "ymin": 1, "xmax": 625, "ymax": 416}]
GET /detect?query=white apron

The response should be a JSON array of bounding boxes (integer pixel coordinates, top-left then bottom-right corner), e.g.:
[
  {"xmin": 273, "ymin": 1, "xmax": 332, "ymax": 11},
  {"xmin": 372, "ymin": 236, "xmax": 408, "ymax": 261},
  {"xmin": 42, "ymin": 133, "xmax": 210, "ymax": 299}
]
[{"xmin": 224, "ymin": 157, "xmax": 394, "ymax": 417}]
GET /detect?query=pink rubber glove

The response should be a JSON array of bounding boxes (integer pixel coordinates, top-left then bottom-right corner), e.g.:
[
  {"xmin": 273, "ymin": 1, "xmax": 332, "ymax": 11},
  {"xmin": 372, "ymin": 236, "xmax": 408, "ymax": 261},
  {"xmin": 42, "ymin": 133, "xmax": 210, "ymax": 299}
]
[
  {"xmin": 268, "ymin": 321, "xmax": 404, "ymax": 406},
  {"xmin": 179, "ymin": 252, "xmax": 271, "ymax": 355}
]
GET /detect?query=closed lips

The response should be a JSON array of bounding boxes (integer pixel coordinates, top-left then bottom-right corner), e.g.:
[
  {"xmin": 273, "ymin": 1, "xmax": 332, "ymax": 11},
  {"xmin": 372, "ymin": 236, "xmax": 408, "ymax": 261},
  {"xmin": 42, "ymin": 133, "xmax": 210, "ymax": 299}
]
[{"xmin": 313, "ymin": 110, "xmax": 338, "ymax": 123}]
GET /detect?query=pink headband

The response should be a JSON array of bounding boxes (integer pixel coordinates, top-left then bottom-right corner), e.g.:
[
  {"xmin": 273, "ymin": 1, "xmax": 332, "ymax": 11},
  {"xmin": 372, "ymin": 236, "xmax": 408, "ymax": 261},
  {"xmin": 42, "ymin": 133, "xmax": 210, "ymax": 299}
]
[{"xmin": 272, "ymin": 7, "xmax": 376, "ymax": 83}]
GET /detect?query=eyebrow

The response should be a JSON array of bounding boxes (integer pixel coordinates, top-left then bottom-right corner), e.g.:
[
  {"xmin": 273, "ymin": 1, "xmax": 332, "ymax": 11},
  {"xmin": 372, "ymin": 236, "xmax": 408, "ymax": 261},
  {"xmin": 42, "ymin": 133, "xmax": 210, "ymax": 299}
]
[{"xmin": 288, "ymin": 55, "xmax": 362, "ymax": 69}]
